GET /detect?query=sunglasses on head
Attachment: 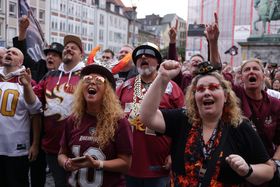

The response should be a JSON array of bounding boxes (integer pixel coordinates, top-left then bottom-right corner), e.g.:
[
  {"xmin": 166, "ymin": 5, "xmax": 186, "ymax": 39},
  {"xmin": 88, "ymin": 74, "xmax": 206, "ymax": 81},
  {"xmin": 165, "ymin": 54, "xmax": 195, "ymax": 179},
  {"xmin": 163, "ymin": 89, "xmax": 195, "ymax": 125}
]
[
  {"xmin": 82, "ymin": 75, "xmax": 105, "ymax": 85},
  {"xmin": 135, "ymin": 49, "xmax": 156, "ymax": 59}
]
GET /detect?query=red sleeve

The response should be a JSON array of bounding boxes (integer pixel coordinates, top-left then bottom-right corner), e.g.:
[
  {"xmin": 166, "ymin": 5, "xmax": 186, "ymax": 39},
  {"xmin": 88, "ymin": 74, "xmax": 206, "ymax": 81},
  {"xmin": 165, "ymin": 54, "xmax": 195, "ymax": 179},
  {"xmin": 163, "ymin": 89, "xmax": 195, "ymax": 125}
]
[{"xmin": 33, "ymin": 79, "xmax": 46, "ymax": 105}]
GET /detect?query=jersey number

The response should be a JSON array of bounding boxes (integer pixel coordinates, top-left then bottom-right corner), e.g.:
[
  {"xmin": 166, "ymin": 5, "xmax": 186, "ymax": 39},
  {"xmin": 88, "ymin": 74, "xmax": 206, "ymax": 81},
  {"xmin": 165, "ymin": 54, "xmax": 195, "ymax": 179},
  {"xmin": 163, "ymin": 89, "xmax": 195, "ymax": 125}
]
[
  {"xmin": 69, "ymin": 146, "xmax": 106, "ymax": 187},
  {"xmin": 0, "ymin": 89, "xmax": 19, "ymax": 117}
]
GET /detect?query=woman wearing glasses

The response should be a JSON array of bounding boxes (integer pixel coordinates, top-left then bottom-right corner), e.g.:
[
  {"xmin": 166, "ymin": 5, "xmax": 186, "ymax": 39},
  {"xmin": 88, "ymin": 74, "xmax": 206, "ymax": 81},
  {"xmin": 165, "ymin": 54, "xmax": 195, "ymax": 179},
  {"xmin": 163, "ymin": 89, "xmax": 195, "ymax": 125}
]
[
  {"xmin": 58, "ymin": 64, "xmax": 133, "ymax": 187},
  {"xmin": 140, "ymin": 60, "xmax": 274, "ymax": 186}
]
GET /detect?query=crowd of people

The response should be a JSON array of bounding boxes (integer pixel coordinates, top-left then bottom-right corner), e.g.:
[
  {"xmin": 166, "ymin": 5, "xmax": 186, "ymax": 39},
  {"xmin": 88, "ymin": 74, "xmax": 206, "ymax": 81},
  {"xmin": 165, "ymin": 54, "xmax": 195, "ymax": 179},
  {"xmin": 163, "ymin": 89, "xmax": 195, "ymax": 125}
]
[{"xmin": 0, "ymin": 12, "xmax": 279, "ymax": 187}]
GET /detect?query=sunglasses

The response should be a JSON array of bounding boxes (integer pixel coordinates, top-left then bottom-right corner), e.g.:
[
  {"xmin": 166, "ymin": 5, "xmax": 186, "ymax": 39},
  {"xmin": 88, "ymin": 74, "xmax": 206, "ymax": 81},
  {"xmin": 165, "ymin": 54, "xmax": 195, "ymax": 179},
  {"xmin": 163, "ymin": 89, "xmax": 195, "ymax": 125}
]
[
  {"xmin": 193, "ymin": 83, "xmax": 221, "ymax": 93},
  {"xmin": 82, "ymin": 75, "xmax": 105, "ymax": 85},
  {"xmin": 135, "ymin": 49, "xmax": 156, "ymax": 59}
]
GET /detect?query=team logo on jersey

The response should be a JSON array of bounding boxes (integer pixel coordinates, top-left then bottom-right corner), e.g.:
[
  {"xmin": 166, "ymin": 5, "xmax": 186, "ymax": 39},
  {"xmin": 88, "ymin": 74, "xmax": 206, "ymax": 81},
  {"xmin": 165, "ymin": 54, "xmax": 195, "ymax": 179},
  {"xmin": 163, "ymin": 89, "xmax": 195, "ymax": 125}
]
[
  {"xmin": 45, "ymin": 83, "xmax": 74, "ymax": 121},
  {"xmin": 264, "ymin": 116, "xmax": 273, "ymax": 127},
  {"xmin": 89, "ymin": 127, "xmax": 96, "ymax": 135}
]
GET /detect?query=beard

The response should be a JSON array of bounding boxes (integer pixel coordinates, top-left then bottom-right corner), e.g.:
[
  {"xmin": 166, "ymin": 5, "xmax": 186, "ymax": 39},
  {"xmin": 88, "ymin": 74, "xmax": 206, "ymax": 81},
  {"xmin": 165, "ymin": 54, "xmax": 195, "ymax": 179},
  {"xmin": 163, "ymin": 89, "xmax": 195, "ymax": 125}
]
[
  {"xmin": 62, "ymin": 56, "xmax": 72, "ymax": 64},
  {"xmin": 137, "ymin": 66, "xmax": 157, "ymax": 76}
]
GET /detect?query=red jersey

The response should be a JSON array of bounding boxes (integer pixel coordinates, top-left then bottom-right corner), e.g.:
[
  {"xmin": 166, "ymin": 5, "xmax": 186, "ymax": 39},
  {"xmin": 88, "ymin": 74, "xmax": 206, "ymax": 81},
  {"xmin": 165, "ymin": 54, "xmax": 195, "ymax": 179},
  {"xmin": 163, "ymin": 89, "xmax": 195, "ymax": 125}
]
[
  {"xmin": 117, "ymin": 75, "xmax": 185, "ymax": 178},
  {"xmin": 34, "ymin": 62, "xmax": 84, "ymax": 154},
  {"xmin": 60, "ymin": 113, "xmax": 133, "ymax": 187}
]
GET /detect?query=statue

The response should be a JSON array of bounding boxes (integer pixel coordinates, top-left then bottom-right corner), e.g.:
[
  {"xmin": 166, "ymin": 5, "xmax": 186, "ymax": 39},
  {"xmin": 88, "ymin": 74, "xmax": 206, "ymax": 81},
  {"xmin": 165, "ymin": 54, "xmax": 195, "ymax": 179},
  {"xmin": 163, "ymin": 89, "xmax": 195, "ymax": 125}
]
[{"xmin": 253, "ymin": 0, "xmax": 280, "ymax": 35}]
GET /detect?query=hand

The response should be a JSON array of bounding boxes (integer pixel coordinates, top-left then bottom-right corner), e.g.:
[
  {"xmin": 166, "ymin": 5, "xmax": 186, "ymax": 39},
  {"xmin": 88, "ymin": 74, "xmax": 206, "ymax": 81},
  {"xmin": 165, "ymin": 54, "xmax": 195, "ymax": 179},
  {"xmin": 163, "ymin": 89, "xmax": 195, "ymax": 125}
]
[
  {"xmin": 28, "ymin": 144, "xmax": 39, "ymax": 161},
  {"xmin": 226, "ymin": 154, "xmax": 250, "ymax": 177},
  {"xmin": 162, "ymin": 155, "xmax": 172, "ymax": 170},
  {"xmin": 66, "ymin": 155, "xmax": 101, "ymax": 171},
  {"xmin": 204, "ymin": 12, "xmax": 219, "ymax": 42},
  {"xmin": 158, "ymin": 60, "xmax": 181, "ymax": 81},
  {"xmin": 19, "ymin": 68, "xmax": 32, "ymax": 87},
  {"xmin": 169, "ymin": 18, "xmax": 178, "ymax": 43},
  {"xmin": 19, "ymin": 14, "xmax": 30, "ymax": 40}
]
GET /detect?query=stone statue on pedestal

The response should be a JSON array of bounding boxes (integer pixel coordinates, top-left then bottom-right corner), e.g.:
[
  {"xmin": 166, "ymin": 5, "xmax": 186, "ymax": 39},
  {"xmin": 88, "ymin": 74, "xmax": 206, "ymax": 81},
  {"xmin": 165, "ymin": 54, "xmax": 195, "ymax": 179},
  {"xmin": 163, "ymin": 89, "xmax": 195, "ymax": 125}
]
[{"xmin": 253, "ymin": 0, "xmax": 280, "ymax": 34}]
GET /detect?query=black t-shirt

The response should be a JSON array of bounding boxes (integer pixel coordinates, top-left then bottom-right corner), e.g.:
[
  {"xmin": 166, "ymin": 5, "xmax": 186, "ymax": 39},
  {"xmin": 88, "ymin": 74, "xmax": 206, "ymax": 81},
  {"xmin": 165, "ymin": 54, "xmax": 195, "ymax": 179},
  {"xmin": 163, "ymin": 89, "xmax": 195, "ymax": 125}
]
[{"xmin": 162, "ymin": 108, "xmax": 270, "ymax": 185}]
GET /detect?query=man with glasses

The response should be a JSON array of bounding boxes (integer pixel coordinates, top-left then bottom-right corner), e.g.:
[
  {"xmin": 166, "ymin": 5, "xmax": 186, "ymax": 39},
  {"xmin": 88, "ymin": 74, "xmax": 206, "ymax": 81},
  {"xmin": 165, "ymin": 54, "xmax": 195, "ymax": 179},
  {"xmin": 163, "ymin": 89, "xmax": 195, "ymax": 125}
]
[{"xmin": 117, "ymin": 42, "xmax": 185, "ymax": 187}]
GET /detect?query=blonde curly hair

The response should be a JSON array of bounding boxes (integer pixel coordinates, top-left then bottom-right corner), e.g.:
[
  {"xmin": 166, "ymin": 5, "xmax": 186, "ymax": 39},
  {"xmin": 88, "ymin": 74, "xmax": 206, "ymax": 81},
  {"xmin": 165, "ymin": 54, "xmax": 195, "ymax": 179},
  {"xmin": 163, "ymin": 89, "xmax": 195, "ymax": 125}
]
[
  {"xmin": 185, "ymin": 71, "xmax": 242, "ymax": 127},
  {"xmin": 72, "ymin": 79, "xmax": 124, "ymax": 148}
]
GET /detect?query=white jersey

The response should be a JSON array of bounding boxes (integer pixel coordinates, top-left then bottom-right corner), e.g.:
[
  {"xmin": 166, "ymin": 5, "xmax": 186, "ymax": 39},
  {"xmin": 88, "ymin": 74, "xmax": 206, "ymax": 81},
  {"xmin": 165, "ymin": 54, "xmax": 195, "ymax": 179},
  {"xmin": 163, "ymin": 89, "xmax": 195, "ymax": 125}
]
[{"xmin": 0, "ymin": 67, "xmax": 42, "ymax": 156}]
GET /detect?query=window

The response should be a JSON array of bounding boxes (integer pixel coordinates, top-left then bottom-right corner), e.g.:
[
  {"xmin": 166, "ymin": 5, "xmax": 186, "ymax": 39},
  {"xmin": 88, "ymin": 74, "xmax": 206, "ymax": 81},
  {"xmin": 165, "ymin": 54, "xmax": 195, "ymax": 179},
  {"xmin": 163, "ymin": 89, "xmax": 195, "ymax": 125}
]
[
  {"xmin": 9, "ymin": 1, "xmax": 17, "ymax": 16},
  {"xmin": 0, "ymin": 22, "xmax": 3, "ymax": 38},
  {"xmin": 99, "ymin": 30, "xmax": 104, "ymax": 42},
  {"xmin": 39, "ymin": 10, "xmax": 45, "ymax": 22},
  {"xmin": 8, "ymin": 27, "xmax": 17, "ymax": 42},
  {"xmin": 99, "ymin": 14, "xmax": 104, "ymax": 26},
  {"xmin": 0, "ymin": 0, "xmax": 3, "ymax": 11}
]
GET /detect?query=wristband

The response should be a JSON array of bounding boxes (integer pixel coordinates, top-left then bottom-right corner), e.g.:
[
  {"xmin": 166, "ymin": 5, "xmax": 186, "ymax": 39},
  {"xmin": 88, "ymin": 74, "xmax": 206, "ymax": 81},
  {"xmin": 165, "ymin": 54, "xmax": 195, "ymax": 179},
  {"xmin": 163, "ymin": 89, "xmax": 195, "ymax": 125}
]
[
  {"xmin": 98, "ymin": 160, "xmax": 104, "ymax": 169},
  {"xmin": 243, "ymin": 164, "xmax": 253, "ymax": 178}
]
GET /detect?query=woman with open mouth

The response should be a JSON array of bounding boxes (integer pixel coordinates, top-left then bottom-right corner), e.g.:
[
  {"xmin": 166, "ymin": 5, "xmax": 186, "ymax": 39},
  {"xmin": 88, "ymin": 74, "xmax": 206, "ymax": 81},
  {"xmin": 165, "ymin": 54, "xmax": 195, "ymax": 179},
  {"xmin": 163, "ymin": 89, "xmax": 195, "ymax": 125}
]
[
  {"xmin": 58, "ymin": 64, "xmax": 133, "ymax": 187},
  {"xmin": 140, "ymin": 60, "xmax": 274, "ymax": 186}
]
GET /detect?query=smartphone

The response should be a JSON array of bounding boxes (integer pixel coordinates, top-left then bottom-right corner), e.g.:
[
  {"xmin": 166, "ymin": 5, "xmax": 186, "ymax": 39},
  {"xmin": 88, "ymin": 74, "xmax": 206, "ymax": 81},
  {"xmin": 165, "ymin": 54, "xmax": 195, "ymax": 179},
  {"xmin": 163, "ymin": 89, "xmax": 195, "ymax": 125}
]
[{"xmin": 71, "ymin": 156, "xmax": 86, "ymax": 162}]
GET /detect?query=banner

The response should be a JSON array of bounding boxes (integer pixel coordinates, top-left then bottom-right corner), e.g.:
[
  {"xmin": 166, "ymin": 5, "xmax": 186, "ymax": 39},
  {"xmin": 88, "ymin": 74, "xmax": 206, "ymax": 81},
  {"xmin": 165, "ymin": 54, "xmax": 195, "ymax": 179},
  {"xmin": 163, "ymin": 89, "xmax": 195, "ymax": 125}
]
[{"xmin": 18, "ymin": 0, "xmax": 46, "ymax": 62}]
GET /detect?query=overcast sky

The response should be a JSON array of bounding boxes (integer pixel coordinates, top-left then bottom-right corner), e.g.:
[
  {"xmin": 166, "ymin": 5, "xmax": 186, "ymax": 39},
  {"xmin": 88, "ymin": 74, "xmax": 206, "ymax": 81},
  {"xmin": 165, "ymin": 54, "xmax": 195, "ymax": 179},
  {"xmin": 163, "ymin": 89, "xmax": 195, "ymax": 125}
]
[{"xmin": 122, "ymin": 0, "xmax": 188, "ymax": 20}]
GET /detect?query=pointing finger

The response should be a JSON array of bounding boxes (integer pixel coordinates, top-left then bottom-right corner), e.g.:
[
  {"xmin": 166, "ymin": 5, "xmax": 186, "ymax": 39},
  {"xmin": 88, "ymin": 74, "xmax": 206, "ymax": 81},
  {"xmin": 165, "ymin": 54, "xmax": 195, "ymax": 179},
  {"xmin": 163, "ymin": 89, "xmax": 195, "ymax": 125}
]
[{"xmin": 214, "ymin": 12, "xmax": 218, "ymax": 25}]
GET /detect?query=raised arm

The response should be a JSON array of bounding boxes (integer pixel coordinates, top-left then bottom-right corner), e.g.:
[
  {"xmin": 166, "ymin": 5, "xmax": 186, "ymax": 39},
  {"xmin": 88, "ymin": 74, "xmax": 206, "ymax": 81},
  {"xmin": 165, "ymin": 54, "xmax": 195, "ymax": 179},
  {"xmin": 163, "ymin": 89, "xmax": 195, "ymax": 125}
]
[
  {"xmin": 205, "ymin": 12, "xmax": 221, "ymax": 68},
  {"xmin": 20, "ymin": 68, "xmax": 37, "ymax": 105},
  {"xmin": 140, "ymin": 60, "xmax": 181, "ymax": 133}
]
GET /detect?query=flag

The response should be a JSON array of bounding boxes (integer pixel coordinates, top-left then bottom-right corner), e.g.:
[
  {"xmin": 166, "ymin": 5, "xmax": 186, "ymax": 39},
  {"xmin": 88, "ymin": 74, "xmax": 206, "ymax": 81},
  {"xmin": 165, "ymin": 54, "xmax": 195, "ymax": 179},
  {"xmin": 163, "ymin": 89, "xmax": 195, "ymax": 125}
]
[{"xmin": 18, "ymin": 0, "xmax": 46, "ymax": 62}]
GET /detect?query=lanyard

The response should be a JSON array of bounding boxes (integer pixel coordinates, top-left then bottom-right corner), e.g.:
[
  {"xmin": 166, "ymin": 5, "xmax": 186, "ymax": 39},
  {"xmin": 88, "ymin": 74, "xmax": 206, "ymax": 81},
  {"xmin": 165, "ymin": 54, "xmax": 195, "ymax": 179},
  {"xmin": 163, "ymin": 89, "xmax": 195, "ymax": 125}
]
[{"xmin": 201, "ymin": 128, "xmax": 218, "ymax": 160}]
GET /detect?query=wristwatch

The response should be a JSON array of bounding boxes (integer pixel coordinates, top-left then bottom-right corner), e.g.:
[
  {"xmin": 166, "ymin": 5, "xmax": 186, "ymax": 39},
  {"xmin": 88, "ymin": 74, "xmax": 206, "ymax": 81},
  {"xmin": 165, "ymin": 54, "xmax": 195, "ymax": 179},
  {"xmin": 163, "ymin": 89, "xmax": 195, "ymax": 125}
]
[{"xmin": 243, "ymin": 164, "xmax": 253, "ymax": 178}]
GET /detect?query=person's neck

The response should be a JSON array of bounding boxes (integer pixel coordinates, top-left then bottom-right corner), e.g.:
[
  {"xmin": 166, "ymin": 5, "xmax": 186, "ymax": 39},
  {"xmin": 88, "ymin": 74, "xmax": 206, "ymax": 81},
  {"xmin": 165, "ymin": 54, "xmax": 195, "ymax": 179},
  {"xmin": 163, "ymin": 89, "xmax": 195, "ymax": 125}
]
[
  {"xmin": 202, "ymin": 119, "xmax": 219, "ymax": 142},
  {"xmin": 4, "ymin": 66, "xmax": 19, "ymax": 75},
  {"xmin": 245, "ymin": 88, "xmax": 263, "ymax": 100},
  {"xmin": 63, "ymin": 61, "xmax": 79, "ymax": 72},
  {"xmin": 141, "ymin": 72, "xmax": 157, "ymax": 84},
  {"xmin": 202, "ymin": 119, "xmax": 219, "ymax": 130},
  {"xmin": 86, "ymin": 106, "xmax": 101, "ymax": 116}
]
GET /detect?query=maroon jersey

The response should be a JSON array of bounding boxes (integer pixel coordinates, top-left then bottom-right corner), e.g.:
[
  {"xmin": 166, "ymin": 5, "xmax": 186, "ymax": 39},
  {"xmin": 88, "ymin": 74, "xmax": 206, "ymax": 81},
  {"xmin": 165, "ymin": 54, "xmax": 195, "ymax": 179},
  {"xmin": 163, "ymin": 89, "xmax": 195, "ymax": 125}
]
[
  {"xmin": 60, "ymin": 113, "xmax": 133, "ymax": 187},
  {"xmin": 34, "ymin": 62, "xmax": 84, "ymax": 154},
  {"xmin": 117, "ymin": 76, "xmax": 185, "ymax": 178}
]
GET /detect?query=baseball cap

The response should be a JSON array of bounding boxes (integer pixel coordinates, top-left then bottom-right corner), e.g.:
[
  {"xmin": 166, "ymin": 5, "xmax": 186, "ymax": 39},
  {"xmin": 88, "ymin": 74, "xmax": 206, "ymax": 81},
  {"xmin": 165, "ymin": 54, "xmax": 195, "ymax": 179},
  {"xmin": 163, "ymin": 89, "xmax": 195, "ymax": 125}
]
[{"xmin": 64, "ymin": 35, "xmax": 83, "ymax": 53}]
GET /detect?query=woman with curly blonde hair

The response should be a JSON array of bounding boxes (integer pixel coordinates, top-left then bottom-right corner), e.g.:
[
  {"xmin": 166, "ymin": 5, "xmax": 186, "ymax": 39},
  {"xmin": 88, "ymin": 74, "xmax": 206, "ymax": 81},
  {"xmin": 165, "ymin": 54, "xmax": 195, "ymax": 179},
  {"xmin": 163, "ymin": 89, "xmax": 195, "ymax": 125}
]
[
  {"xmin": 186, "ymin": 71, "xmax": 242, "ymax": 127},
  {"xmin": 58, "ymin": 64, "xmax": 133, "ymax": 187},
  {"xmin": 140, "ymin": 60, "xmax": 274, "ymax": 186}
]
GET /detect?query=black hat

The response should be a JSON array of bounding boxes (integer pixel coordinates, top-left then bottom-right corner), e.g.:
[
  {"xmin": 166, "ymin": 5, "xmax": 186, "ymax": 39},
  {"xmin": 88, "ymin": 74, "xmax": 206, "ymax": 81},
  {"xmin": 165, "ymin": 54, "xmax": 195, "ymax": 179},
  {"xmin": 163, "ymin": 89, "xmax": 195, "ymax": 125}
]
[
  {"xmin": 132, "ymin": 42, "xmax": 162, "ymax": 64},
  {"xmin": 195, "ymin": 61, "xmax": 217, "ymax": 75},
  {"xmin": 80, "ymin": 64, "xmax": 116, "ymax": 90},
  {"xmin": 44, "ymin": 42, "xmax": 64, "ymax": 57},
  {"xmin": 64, "ymin": 35, "xmax": 83, "ymax": 53}
]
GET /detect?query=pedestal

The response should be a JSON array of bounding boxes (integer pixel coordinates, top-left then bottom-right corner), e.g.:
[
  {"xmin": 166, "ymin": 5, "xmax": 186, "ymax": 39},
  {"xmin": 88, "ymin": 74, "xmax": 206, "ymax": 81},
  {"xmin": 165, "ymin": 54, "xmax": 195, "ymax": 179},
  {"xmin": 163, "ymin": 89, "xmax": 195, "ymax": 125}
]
[{"xmin": 238, "ymin": 35, "xmax": 280, "ymax": 64}]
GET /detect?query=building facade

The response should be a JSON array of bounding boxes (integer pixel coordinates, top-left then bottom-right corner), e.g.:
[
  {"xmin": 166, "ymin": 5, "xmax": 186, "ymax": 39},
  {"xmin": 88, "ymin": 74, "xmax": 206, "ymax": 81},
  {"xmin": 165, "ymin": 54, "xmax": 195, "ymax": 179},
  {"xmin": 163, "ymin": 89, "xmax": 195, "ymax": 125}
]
[
  {"xmin": 187, "ymin": 0, "xmax": 280, "ymax": 66},
  {"xmin": 0, "ymin": 0, "xmax": 47, "ymax": 47}
]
